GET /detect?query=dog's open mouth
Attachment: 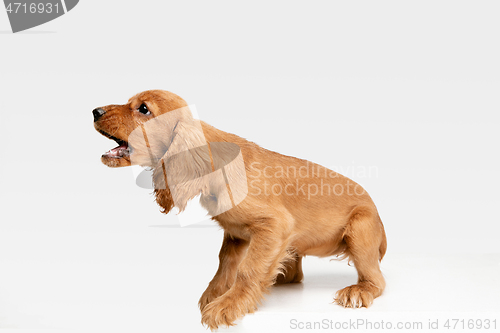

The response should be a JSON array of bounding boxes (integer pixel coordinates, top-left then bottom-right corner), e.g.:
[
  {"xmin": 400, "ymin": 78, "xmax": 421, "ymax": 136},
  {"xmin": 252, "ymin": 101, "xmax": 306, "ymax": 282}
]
[
  {"xmin": 104, "ymin": 139, "xmax": 130, "ymax": 158},
  {"xmin": 99, "ymin": 130, "xmax": 132, "ymax": 159}
]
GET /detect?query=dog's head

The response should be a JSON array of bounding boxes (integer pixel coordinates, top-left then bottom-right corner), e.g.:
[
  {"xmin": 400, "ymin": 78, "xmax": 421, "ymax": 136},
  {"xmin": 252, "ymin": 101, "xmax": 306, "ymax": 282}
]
[
  {"xmin": 93, "ymin": 90, "xmax": 248, "ymax": 214},
  {"xmin": 93, "ymin": 90, "xmax": 194, "ymax": 168}
]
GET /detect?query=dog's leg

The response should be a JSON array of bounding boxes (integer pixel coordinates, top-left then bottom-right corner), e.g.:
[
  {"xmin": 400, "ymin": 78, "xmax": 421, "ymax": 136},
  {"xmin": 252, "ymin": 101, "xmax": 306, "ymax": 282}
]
[
  {"xmin": 199, "ymin": 232, "xmax": 248, "ymax": 312},
  {"xmin": 274, "ymin": 252, "xmax": 303, "ymax": 285},
  {"xmin": 201, "ymin": 223, "xmax": 292, "ymax": 330},
  {"xmin": 334, "ymin": 207, "xmax": 386, "ymax": 308}
]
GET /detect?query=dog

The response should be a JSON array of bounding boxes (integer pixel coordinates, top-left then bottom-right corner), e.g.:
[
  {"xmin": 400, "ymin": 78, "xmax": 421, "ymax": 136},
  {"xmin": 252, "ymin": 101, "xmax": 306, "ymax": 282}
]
[{"xmin": 93, "ymin": 90, "xmax": 387, "ymax": 330}]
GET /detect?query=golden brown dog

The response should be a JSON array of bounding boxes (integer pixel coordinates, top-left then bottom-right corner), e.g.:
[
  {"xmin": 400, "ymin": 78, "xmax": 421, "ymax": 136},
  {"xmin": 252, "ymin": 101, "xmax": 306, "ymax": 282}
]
[{"xmin": 93, "ymin": 90, "xmax": 387, "ymax": 330}]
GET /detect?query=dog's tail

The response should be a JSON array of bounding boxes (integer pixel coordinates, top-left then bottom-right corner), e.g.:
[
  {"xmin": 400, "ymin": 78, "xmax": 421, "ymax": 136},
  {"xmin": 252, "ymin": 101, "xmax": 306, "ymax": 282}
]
[{"xmin": 378, "ymin": 215, "xmax": 387, "ymax": 261}]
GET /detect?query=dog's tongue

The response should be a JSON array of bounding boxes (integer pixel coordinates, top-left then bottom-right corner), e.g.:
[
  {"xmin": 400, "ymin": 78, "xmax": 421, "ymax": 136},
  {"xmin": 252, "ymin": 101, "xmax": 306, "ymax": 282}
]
[{"xmin": 104, "ymin": 143, "xmax": 129, "ymax": 158}]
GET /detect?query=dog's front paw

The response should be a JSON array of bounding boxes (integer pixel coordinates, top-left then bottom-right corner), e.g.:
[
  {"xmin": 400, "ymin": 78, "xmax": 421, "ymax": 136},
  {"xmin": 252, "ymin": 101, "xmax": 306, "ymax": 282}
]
[
  {"xmin": 201, "ymin": 290, "xmax": 255, "ymax": 331},
  {"xmin": 199, "ymin": 286, "xmax": 224, "ymax": 312},
  {"xmin": 334, "ymin": 284, "xmax": 375, "ymax": 308}
]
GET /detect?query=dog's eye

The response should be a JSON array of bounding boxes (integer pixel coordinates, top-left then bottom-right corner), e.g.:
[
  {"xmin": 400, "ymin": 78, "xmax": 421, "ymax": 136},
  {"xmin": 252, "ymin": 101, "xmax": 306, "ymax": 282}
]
[{"xmin": 138, "ymin": 103, "xmax": 150, "ymax": 115}]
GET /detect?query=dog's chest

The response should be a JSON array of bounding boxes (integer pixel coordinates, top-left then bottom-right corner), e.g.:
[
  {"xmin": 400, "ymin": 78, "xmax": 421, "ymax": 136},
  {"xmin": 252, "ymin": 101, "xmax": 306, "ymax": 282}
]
[{"xmin": 212, "ymin": 215, "xmax": 252, "ymax": 241}]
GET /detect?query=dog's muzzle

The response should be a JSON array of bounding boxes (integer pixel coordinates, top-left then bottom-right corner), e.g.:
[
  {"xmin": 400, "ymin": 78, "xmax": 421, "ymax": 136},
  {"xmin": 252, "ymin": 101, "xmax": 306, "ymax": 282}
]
[{"xmin": 93, "ymin": 108, "xmax": 106, "ymax": 121}]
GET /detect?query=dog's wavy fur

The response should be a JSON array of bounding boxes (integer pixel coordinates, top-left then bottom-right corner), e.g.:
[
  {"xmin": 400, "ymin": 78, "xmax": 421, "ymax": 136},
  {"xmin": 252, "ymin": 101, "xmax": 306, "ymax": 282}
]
[{"xmin": 93, "ymin": 90, "xmax": 387, "ymax": 330}]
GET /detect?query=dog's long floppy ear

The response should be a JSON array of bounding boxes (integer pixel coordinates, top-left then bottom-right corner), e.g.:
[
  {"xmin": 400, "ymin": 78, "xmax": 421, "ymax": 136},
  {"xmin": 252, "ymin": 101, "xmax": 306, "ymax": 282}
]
[
  {"xmin": 152, "ymin": 121, "xmax": 216, "ymax": 212},
  {"xmin": 154, "ymin": 187, "xmax": 174, "ymax": 215}
]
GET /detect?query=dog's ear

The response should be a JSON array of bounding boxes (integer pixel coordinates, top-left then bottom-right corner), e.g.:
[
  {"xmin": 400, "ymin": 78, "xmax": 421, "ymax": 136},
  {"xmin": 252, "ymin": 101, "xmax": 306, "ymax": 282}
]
[
  {"xmin": 154, "ymin": 187, "xmax": 174, "ymax": 214},
  {"xmin": 152, "ymin": 119, "xmax": 248, "ymax": 216},
  {"xmin": 152, "ymin": 154, "xmax": 175, "ymax": 214},
  {"xmin": 153, "ymin": 121, "xmax": 215, "ymax": 212},
  {"xmin": 128, "ymin": 106, "xmax": 196, "ymax": 168}
]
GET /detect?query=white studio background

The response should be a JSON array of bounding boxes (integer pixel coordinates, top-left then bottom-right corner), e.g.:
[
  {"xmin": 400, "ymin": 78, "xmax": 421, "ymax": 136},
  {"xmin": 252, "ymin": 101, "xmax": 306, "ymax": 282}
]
[{"xmin": 0, "ymin": 1, "xmax": 499, "ymax": 332}]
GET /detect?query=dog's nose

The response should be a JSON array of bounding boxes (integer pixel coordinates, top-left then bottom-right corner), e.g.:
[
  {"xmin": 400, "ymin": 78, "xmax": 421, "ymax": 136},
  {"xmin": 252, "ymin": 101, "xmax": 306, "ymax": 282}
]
[{"xmin": 93, "ymin": 108, "xmax": 106, "ymax": 121}]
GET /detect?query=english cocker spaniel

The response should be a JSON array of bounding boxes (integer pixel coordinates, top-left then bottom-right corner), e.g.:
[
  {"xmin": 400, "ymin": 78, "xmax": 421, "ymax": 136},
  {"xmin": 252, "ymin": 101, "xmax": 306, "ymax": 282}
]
[{"xmin": 93, "ymin": 90, "xmax": 387, "ymax": 330}]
